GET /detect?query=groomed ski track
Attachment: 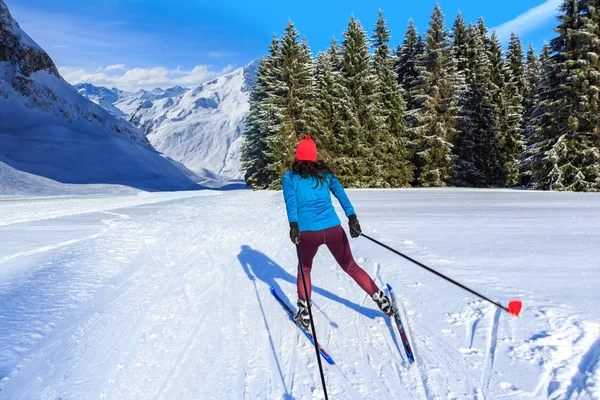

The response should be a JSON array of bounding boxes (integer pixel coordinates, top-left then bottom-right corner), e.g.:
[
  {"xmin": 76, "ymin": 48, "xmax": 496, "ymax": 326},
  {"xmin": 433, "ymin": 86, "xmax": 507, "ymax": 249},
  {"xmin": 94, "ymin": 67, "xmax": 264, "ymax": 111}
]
[{"xmin": 1, "ymin": 189, "xmax": 599, "ymax": 399}]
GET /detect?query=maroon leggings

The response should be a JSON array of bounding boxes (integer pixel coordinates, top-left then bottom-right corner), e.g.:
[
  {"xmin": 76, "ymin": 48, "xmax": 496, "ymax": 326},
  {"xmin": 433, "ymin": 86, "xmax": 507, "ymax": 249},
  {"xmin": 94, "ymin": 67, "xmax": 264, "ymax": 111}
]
[{"xmin": 297, "ymin": 225, "xmax": 379, "ymax": 300}]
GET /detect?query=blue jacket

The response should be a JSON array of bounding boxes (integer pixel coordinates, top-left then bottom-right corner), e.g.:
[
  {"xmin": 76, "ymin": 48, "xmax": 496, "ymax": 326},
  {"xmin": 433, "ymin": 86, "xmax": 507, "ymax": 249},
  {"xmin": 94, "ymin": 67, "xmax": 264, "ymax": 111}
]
[{"xmin": 282, "ymin": 170, "xmax": 355, "ymax": 232}]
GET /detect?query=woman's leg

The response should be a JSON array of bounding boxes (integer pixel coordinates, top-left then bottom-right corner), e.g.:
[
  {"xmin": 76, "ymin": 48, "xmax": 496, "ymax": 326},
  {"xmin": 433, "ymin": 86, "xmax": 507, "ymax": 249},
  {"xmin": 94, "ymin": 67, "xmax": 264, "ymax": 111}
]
[
  {"xmin": 324, "ymin": 225, "xmax": 379, "ymax": 296},
  {"xmin": 297, "ymin": 230, "xmax": 324, "ymax": 300}
]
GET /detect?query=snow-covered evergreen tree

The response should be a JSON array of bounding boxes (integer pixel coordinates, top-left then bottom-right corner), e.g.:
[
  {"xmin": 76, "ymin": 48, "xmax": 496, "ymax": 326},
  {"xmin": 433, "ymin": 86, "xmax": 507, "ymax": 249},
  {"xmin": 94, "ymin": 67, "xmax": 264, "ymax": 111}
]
[
  {"xmin": 314, "ymin": 45, "xmax": 344, "ymax": 162},
  {"xmin": 519, "ymin": 44, "xmax": 543, "ymax": 184},
  {"xmin": 337, "ymin": 16, "xmax": 385, "ymax": 187},
  {"xmin": 451, "ymin": 12, "xmax": 470, "ymax": 77},
  {"xmin": 453, "ymin": 23, "xmax": 499, "ymax": 186},
  {"xmin": 266, "ymin": 22, "xmax": 318, "ymax": 188},
  {"xmin": 486, "ymin": 31, "xmax": 509, "ymax": 186},
  {"xmin": 242, "ymin": 36, "xmax": 284, "ymax": 189},
  {"xmin": 501, "ymin": 33, "xmax": 526, "ymax": 186},
  {"xmin": 451, "ymin": 13, "xmax": 473, "ymax": 185},
  {"xmin": 523, "ymin": 44, "xmax": 542, "ymax": 145},
  {"xmin": 529, "ymin": 0, "xmax": 600, "ymax": 191},
  {"xmin": 521, "ymin": 43, "xmax": 551, "ymax": 185},
  {"xmin": 409, "ymin": 4, "xmax": 459, "ymax": 187},
  {"xmin": 394, "ymin": 19, "xmax": 424, "ymax": 170},
  {"xmin": 371, "ymin": 10, "xmax": 413, "ymax": 187},
  {"xmin": 394, "ymin": 19, "xmax": 423, "ymax": 104}
]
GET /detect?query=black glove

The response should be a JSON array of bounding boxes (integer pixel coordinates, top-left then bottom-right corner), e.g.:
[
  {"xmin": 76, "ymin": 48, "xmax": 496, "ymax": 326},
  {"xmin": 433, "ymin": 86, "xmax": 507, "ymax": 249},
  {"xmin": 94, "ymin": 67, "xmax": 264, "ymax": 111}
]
[
  {"xmin": 289, "ymin": 222, "xmax": 300, "ymax": 244},
  {"xmin": 348, "ymin": 214, "xmax": 362, "ymax": 238}
]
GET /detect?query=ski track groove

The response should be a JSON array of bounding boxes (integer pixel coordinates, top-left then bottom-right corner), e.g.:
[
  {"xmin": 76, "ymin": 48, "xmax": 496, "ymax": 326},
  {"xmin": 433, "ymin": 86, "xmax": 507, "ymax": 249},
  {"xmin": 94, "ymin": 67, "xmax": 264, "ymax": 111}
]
[
  {"xmin": 353, "ymin": 291, "xmax": 394, "ymax": 399},
  {"xmin": 153, "ymin": 285, "xmax": 220, "ymax": 399},
  {"xmin": 480, "ymin": 306, "xmax": 501, "ymax": 397}
]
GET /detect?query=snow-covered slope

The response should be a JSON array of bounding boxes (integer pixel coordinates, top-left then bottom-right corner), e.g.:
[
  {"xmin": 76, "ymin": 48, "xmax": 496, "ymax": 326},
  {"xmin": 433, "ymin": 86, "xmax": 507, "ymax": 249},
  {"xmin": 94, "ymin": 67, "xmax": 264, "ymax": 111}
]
[
  {"xmin": 0, "ymin": 189, "xmax": 598, "ymax": 399},
  {"xmin": 76, "ymin": 63, "xmax": 257, "ymax": 180},
  {"xmin": 0, "ymin": 0, "xmax": 204, "ymax": 194},
  {"xmin": 130, "ymin": 64, "xmax": 256, "ymax": 179}
]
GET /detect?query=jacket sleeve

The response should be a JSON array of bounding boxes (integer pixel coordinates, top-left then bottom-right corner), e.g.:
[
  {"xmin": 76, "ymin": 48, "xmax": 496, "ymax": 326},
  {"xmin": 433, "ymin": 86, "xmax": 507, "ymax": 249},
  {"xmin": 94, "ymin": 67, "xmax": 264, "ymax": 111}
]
[
  {"xmin": 330, "ymin": 175, "xmax": 355, "ymax": 217},
  {"xmin": 282, "ymin": 172, "xmax": 299, "ymax": 224}
]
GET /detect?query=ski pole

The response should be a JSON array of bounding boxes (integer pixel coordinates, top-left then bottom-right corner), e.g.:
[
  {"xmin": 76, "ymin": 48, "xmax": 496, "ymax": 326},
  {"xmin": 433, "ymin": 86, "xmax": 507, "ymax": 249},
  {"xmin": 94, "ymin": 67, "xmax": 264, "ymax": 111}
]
[
  {"xmin": 361, "ymin": 234, "xmax": 522, "ymax": 317},
  {"xmin": 295, "ymin": 243, "xmax": 329, "ymax": 399}
]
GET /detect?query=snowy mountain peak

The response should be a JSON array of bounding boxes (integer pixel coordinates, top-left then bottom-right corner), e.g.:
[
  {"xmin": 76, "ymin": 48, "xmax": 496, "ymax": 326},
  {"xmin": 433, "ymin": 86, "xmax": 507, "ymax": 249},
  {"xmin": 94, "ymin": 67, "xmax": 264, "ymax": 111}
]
[
  {"xmin": 74, "ymin": 83, "xmax": 120, "ymax": 104},
  {"xmin": 0, "ymin": 0, "xmax": 59, "ymax": 78}
]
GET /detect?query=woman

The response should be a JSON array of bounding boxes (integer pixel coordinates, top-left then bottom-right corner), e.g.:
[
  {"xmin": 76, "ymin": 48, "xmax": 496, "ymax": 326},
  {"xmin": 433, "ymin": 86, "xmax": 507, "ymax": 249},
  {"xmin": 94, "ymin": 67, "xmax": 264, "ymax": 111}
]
[{"xmin": 282, "ymin": 136, "xmax": 394, "ymax": 330}]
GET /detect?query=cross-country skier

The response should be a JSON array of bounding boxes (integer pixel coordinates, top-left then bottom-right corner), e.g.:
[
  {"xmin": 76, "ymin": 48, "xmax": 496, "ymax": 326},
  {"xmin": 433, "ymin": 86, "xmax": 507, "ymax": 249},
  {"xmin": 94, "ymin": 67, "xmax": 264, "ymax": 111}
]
[{"xmin": 282, "ymin": 136, "xmax": 395, "ymax": 330}]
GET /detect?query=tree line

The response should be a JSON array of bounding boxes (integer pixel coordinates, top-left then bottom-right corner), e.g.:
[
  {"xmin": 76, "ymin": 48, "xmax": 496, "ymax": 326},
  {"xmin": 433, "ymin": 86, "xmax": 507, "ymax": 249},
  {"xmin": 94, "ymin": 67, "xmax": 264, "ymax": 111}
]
[{"xmin": 242, "ymin": 1, "xmax": 600, "ymax": 191}]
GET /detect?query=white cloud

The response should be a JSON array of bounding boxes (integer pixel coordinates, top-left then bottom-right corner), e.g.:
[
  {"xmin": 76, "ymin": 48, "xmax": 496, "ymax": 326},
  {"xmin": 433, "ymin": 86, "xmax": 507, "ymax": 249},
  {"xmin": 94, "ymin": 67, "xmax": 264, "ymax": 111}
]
[
  {"xmin": 59, "ymin": 64, "xmax": 235, "ymax": 92},
  {"xmin": 105, "ymin": 64, "xmax": 126, "ymax": 71},
  {"xmin": 492, "ymin": 0, "xmax": 562, "ymax": 42},
  {"xmin": 209, "ymin": 51, "xmax": 237, "ymax": 59}
]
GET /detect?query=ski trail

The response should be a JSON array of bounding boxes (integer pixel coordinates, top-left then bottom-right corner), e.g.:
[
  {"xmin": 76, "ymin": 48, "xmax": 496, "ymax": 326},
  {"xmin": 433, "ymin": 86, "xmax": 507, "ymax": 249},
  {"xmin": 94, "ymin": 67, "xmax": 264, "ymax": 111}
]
[
  {"xmin": 0, "ymin": 231, "xmax": 104, "ymax": 264},
  {"xmin": 564, "ymin": 337, "xmax": 600, "ymax": 399},
  {"xmin": 249, "ymin": 278, "xmax": 291, "ymax": 399},
  {"xmin": 153, "ymin": 284, "xmax": 220, "ymax": 399},
  {"xmin": 0, "ymin": 211, "xmax": 126, "ymax": 264},
  {"xmin": 285, "ymin": 333, "xmax": 299, "ymax": 398},
  {"xmin": 481, "ymin": 306, "xmax": 501, "ymax": 395},
  {"xmin": 397, "ymin": 299, "xmax": 432, "ymax": 400},
  {"xmin": 352, "ymin": 292, "xmax": 397, "ymax": 399},
  {"xmin": 374, "ymin": 265, "xmax": 431, "ymax": 399}
]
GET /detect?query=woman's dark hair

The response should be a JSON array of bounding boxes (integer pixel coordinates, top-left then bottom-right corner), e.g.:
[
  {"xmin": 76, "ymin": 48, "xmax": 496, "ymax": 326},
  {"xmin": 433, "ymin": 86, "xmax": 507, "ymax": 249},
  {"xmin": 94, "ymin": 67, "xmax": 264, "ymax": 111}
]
[{"xmin": 291, "ymin": 160, "xmax": 336, "ymax": 188}]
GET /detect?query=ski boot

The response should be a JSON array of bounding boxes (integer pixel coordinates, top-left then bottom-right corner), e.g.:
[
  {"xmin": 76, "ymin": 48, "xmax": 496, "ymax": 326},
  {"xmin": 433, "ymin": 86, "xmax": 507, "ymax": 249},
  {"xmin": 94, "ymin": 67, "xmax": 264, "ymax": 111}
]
[
  {"xmin": 372, "ymin": 289, "xmax": 395, "ymax": 316},
  {"xmin": 294, "ymin": 299, "xmax": 311, "ymax": 330}
]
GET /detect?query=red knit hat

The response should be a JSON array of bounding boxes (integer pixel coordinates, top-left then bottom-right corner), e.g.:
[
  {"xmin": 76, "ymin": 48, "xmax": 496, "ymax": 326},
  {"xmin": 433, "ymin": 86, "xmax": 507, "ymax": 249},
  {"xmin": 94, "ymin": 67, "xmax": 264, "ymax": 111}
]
[{"xmin": 296, "ymin": 136, "xmax": 317, "ymax": 161}]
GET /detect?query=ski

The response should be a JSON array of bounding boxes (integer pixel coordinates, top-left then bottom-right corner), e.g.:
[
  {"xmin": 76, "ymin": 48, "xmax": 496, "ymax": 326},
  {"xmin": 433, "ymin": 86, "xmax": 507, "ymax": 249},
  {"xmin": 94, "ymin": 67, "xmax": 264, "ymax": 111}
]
[
  {"xmin": 386, "ymin": 283, "xmax": 415, "ymax": 364},
  {"xmin": 270, "ymin": 286, "xmax": 335, "ymax": 365}
]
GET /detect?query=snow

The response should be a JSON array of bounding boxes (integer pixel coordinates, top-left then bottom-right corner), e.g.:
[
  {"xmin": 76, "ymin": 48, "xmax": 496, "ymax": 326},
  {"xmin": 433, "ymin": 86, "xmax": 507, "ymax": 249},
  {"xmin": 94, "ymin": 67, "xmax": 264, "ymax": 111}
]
[
  {"xmin": 1, "ymin": 188, "xmax": 598, "ymax": 399},
  {"xmin": 0, "ymin": 156, "xmax": 138, "ymax": 196}
]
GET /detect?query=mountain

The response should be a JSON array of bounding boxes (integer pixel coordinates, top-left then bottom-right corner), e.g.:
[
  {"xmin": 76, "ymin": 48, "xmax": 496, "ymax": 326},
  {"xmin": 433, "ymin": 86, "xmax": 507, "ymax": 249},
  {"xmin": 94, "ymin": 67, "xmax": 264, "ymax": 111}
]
[
  {"xmin": 73, "ymin": 83, "xmax": 126, "ymax": 118},
  {"xmin": 75, "ymin": 64, "xmax": 258, "ymax": 180},
  {"xmin": 0, "ymin": 0, "xmax": 205, "ymax": 194},
  {"xmin": 113, "ymin": 86, "xmax": 191, "ymax": 116},
  {"xmin": 128, "ymin": 63, "xmax": 257, "ymax": 179}
]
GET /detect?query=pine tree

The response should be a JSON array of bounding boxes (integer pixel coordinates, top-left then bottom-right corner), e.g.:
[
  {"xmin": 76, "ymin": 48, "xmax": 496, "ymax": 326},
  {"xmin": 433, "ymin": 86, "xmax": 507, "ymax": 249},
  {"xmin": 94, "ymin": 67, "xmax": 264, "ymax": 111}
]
[
  {"xmin": 268, "ymin": 22, "xmax": 318, "ymax": 188},
  {"xmin": 394, "ymin": 19, "xmax": 424, "ymax": 170},
  {"xmin": 242, "ymin": 36, "xmax": 284, "ymax": 189},
  {"xmin": 394, "ymin": 19, "xmax": 424, "ymax": 100},
  {"xmin": 452, "ymin": 23, "xmax": 498, "ymax": 186},
  {"xmin": 529, "ymin": 0, "xmax": 600, "ymax": 191},
  {"xmin": 409, "ymin": 4, "xmax": 459, "ymax": 187},
  {"xmin": 371, "ymin": 10, "xmax": 413, "ymax": 187},
  {"xmin": 521, "ymin": 43, "xmax": 551, "ymax": 184},
  {"xmin": 451, "ymin": 12, "xmax": 470, "ymax": 76},
  {"xmin": 337, "ymin": 16, "xmax": 385, "ymax": 187},
  {"xmin": 486, "ymin": 31, "xmax": 509, "ymax": 186},
  {"xmin": 519, "ymin": 44, "xmax": 543, "ymax": 184},
  {"xmin": 327, "ymin": 37, "xmax": 343, "ymax": 72},
  {"xmin": 502, "ymin": 33, "xmax": 526, "ymax": 186},
  {"xmin": 450, "ymin": 13, "xmax": 473, "ymax": 185},
  {"xmin": 314, "ymin": 47, "xmax": 344, "ymax": 162},
  {"xmin": 523, "ymin": 44, "xmax": 542, "ymax": 146}
]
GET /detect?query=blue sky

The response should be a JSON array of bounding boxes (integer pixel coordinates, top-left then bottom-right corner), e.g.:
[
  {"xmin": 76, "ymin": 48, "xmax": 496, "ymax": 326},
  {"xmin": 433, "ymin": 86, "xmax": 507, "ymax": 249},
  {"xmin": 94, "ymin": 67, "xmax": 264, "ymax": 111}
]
[{"xmin": 6, "ymin": 0, "xmax": 562, "ymax": 91}]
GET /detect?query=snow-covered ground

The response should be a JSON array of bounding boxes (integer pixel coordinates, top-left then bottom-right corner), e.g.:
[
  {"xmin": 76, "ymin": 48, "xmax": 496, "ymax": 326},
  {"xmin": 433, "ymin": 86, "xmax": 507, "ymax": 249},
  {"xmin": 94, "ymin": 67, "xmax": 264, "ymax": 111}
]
[{"xmin": 0, "ymin": 189, "xmax": 598, "ymax": 399}]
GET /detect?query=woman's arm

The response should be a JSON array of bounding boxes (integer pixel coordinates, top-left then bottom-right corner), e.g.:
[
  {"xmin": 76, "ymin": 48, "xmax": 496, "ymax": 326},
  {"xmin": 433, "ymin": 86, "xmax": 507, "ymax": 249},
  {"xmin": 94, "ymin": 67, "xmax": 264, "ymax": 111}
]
[
  {"xmin": 330, "ymin": 175, "xmax": 356, "ymax": 217},
  {"xmin": 282, "ymin": 173, "xmax": 299, "ymax": 224}
]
